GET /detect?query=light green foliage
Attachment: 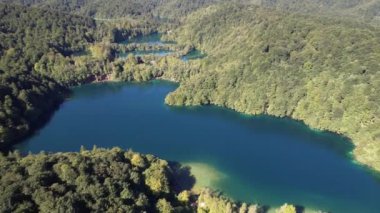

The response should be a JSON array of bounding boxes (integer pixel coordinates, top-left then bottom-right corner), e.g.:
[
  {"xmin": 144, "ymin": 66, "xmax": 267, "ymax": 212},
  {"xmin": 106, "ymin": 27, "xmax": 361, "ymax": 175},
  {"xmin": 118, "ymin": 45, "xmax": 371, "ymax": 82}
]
[
  {"xmin": 178, "ymin": 190, "xmax": 191, "ymax": 202},
  {"xmin": 197, "ymin": 188, "xmax": 263, "ymax": 213},
  {"xmin": 276, "ymin": 203, "xmax": 296, "ymax": 213},
  {"xmin": 156, "ymin": 198, "xmax": 175, "ymax": 213},
  {"xmin": 144, "ymin": 160, "xmax": 171, "ymax": 194}
]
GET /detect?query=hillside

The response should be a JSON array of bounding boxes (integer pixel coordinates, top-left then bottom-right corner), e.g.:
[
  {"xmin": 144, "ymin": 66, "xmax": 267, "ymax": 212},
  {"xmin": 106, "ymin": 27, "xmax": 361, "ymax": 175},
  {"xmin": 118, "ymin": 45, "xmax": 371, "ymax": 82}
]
[
  {"xmin": 251, "ymin": 0, "xmax": 380, "ymax": 25},
  {"xmin": 0, "ymin": 0, "xmax": 379, "ymax": 212},
  {"xmin": 0, "ymin": 3, "xmax": 98, "ymax": 147},
  {"xmin": 166, "ymin": 3, "xmax": 380, "ymax": 171},
  {"xmin": 2, "ymin": 0, "xmax": 379, "ymax": 25},
  {"xmin": 0, "ymin": 0, "xmax": 220, "ymax": 21}
]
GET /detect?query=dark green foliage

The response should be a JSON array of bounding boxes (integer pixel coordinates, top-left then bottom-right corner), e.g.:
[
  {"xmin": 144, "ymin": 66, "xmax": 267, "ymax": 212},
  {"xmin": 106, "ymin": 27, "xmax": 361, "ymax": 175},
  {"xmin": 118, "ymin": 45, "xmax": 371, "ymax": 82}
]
[
  {"xmin": 0, "ymin": 3, "xmax": 98, "ymax": 69},
  {"xmin": 197, "ymin": 188, "xmax": 262, "ymax": 213},
  {"xmin": 0, "ymin": 3, "xmax": 101, "ymax": 148},
  {"xmin": 3, "ymin": 0, "xmax": 379, "ymax": 26},
  {"xmin": 0, "ymin": 70, "xmax": 65, "ymax": 148},
  {"xmin": 0, "ymin": 0, "xmax": 222, "ymax": 24},
  {"xmin": 0, "ymin": 148, "xmax": 194, "ymax": 212},
  {"xmin": 251, "ymin": 0, "xmax": 380, "ymax": 25}
]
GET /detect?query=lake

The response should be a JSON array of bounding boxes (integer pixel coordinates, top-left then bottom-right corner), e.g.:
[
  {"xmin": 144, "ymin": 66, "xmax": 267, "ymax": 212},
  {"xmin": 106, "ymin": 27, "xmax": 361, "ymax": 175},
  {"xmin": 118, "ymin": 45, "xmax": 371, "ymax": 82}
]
[
  {"xmin": 15, "ymin": 81, "xmax": 380, "ymax": 213},
  {"xmin": 118, "ymin": 49, "xmax": 172, "ymax": 58},
  {"xmin": 117, "ymin": 33, "xmax": 203, "ymax": 60},
  {"xmin": 120, "ymin": 32, "xmax": 171, "ymax": 45}
]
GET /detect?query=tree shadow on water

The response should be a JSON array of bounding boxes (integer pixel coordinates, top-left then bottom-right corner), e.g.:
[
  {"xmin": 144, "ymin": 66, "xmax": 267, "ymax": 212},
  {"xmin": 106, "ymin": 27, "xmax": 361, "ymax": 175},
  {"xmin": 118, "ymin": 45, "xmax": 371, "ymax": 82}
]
[
  {"xmin": 295, "ymin": 205, "xmax": 305, "ymax": 213},
  {"xmin": 168, "ymin": 161, "xmax": 196, "ymax": 193}
]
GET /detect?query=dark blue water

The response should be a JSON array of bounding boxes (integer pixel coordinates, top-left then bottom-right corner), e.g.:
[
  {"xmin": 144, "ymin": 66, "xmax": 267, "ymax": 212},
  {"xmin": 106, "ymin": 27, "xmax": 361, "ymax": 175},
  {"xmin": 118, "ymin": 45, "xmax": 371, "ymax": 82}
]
[{"xmin": 16, "ymin": 81, "xmax": 380, "ymax": 213}]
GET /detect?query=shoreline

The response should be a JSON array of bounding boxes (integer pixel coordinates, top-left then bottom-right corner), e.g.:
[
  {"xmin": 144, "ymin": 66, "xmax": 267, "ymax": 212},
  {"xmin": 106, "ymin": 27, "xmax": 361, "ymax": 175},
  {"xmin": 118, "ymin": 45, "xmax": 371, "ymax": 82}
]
[{"xmin": 73, "ymin": 75, "xmax": 380, "ymax": 178}]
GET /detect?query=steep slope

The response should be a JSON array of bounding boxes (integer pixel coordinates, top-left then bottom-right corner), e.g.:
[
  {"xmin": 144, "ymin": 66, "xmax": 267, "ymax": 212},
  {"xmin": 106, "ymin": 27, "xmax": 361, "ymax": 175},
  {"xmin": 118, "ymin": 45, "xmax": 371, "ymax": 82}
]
[
  {"xmin": 252, "ymin": 0, "xmax": 380, "ymax": 25},
  {"xmin": 3, "ymin": 0, "xmax": 379, "ymax": 25},
  {"xmin": 0, "ymin": 3, "xmax": 103, "ymax": 148},
  {"xmin": 0, "ymin": 0, "xmax": 220, "ymax": 21},
  {"xmin": 166, "ymin": 3, "xmax": 380, "ymax": 171}
]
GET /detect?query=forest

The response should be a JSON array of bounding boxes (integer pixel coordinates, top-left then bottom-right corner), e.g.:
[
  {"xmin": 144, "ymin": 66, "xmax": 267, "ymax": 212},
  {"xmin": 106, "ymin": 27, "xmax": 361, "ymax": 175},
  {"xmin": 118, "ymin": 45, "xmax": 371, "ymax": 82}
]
[
  {"xmin": 0, "ymin": 0, "xmax": 379, "ymax": 212},
  {"xmin": 1, "ymin": 0, "xmax": 379, "ymax": 26},
  {"xmin": 0, "ymin": 3, "xmax": 100, "ymax": 147}
]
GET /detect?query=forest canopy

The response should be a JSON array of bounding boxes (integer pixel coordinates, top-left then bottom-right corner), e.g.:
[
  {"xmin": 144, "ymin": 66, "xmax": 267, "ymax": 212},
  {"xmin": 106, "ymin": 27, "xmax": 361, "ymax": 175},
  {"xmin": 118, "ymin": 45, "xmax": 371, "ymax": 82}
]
[{"xmin": 0, "ymin": 0, "xmax": 379, "ymax": 212}]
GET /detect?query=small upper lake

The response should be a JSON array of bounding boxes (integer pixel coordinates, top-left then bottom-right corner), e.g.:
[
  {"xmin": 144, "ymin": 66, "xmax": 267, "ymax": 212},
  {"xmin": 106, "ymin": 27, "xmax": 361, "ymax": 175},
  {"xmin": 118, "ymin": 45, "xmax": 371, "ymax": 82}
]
[
  {"xmin": 120, "ymin": 32, "xmax": 171, "ymax": 45},
  {"xmin": 15, "ymin": 81, "xmax": 380, "ymax": 213},
  {"xmin": 118, "ymin": 49, "xmax": 172, "ymax": 58},
  {"xmin": 117, "ymin": 33, "xmax": 204, "ymax": 60},
  {"xmin": 118, "ymin": 33, "xmax": 173, "ymax": 57}
]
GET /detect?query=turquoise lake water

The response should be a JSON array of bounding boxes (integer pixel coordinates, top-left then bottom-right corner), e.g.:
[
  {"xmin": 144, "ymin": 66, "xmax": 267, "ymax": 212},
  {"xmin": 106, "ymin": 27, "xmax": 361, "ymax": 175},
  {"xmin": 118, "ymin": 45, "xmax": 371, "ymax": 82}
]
[
  {"xmin": 16, "ymin": 81, "xmax": 380, "ymax": 213},
  {"xmin": 120, "ymin": 32, "xmax": 169, "ymax": 45},
  {"xmin": 118, "ymin": 49, "xmax": 172, "ymax": 58}
]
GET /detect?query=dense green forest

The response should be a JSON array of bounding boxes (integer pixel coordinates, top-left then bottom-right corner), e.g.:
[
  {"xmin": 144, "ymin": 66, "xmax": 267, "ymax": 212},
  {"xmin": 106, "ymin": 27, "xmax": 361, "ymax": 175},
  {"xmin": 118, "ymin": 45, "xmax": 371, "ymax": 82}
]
[
  {"xmin": 0, "ymin": 0, "xmax": 220, "ymax": 23},
  {"xmin": 251, "ymin": 0, "xmax": 380, "ymax": 25},
  {"xmin": 0, "ymin": 3, "xmax": 100, "ymax": 147},
  {"xmin": 2, "ymin": 0, "xmax": 379, "ymax": 26},
  {"xmin": 165, "ymin": 3, "xmax": 380, "ymax": 171},
  {"xmin": 0, "ymin": 147, "xmax": 194, "ymax": 212},
  {"xmin": 0, "ymin": 0, "xmax": 379, "ymax": 212}
]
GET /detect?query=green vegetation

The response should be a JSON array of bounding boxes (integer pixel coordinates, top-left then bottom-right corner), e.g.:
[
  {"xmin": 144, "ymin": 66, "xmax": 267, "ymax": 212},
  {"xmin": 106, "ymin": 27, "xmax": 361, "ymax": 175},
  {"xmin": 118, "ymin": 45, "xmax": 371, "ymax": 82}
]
[
  {"xmin": 165, "ymin": 3, "xmax": 380, "ymax": 171},
  {"xmin": 0, "ymin": 71, "xmax": 65, "ymax": 148},
  {"xmin": 0, "ymin": 3, "xmax": 100, "ymax": 147},
  {"xmin": 197, "ymin": 188, "xmax": 262, "ymax": 213},
  {"xmin": 251, "ymin": 0, "xmax": 380, "ymax": 26},
  {"xmin": 3, "ymin": 0, "xmax": 379, "ymax": 26},
  {"xmin": 0, "ymin": 0, "xmax": 380, "ymax": 211},
  {"xmin": 0, "ymin": 0, "xmax": 218, "ymax": 23},
  {"xmin": 276, "ymin": 203, "xmax": 297, "ymax": 213},
  {"xmin": 0, "ymin": 147, "xmax": 195, "ymax": 212}
]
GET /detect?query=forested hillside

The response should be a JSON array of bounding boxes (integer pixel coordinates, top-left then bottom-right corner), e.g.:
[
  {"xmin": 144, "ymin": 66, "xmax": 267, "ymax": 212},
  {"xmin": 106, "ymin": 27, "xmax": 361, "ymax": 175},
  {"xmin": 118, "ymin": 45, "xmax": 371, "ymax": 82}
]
[
  {"xmin": 0, "ymin": 3, "xmax": 104, "ymax": 148},
  {"xmin": 0, "ymin": 147, "xmax": 194, "ymax": 212},
  {"xmin": 0, "ymin": 0, "xmax": 220, "ymax": 21},
  {"xmin": 1, "ymin": 0, "xmax": 379, "ymax": 211},
  {"xmin": 251, "ymin": 0, "xmax": 380, "ymax": 25},
  {"xmin": 3, "ymin": 0, "xmax": 379, "ymax": 25},
  {"xmin": 166, "ymin": 3, "xmax": 380, "ymax": 171}
]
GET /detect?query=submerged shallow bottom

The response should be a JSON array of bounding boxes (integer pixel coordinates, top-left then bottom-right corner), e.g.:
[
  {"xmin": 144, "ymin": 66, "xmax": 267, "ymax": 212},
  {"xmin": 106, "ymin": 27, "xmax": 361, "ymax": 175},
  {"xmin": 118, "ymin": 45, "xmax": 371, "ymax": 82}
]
[{"xmin": 15, "ymin": 81, "xmax": 380, "ymax": 213}]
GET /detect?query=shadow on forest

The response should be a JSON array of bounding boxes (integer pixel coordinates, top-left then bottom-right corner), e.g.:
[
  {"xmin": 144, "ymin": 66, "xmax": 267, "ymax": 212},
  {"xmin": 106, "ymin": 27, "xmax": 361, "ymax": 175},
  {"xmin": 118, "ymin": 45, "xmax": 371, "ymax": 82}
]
[{"xmin": 169, "ymin": 161, "xmax": 196, "ymax": 193}]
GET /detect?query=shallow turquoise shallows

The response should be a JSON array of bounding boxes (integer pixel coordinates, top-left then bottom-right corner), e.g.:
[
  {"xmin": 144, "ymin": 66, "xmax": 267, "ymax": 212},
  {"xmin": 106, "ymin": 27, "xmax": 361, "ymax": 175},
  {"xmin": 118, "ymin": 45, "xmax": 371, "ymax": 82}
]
[{"xmin": 16, "ymin": 81, "xmax": 380, "ymax": 213}]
